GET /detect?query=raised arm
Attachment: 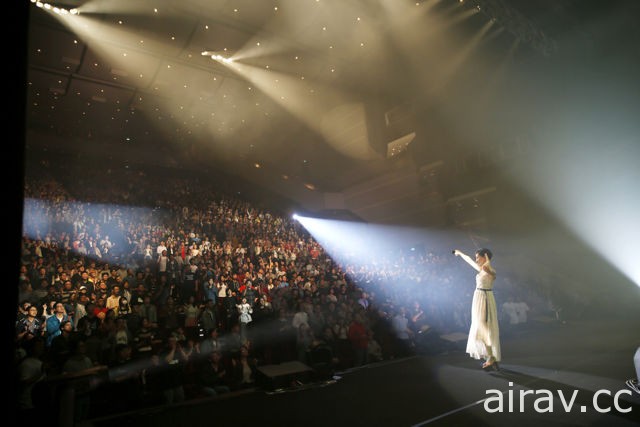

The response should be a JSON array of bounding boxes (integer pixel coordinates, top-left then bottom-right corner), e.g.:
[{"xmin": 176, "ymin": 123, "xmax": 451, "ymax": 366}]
[{"xmin": 453, "ymin": 249, "xmax": 480, "ymax": 272}]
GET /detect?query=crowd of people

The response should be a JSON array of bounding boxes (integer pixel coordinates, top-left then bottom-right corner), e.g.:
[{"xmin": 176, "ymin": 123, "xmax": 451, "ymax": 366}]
[{"xmin": 15, "ymin": 160, "xmax": 557, "ymax": 423}]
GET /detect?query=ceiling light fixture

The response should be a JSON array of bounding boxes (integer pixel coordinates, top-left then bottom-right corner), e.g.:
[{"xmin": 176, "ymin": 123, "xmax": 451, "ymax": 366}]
[
  {"xmin": 33, "ymin": 0, "xmax": 78, "ymax": 14},
  {"xmin": 203, "ymin": 51, "xmax": 233, "ymax": 64}
]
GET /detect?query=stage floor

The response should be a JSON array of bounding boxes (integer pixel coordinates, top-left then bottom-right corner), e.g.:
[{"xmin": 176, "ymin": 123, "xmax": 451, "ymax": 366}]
[{"xmin": 85, "ymin": 315, "xmax": 640, "ymax": 427}]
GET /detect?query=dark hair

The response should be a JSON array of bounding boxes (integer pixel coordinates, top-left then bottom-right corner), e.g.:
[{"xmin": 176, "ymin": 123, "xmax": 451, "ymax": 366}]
[
  {"xmin": 476, "ymin": 248, "xmax": 493, "ymax": 260},
  {"xmin": 59, "ymin": 320, "xmax": 72, "ymax": 331},
  {"xmin": 115, "ymin": 343, "xmax": 130, "ymax": 353}
]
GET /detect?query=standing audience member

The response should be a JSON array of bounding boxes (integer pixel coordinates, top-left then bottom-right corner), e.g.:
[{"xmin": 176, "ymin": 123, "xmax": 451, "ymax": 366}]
[
  {"xmin": 198, "ymin": 350, "xmax": 231, "ymax": 397},
  {"xmin": 157, "ymin": 336, "xmax": 186, "ymax": 404},
  {"xmin": 46, "ymin": 302, "xmax": 72, "ymax": 347},
  {"xmin": 16, "ymin": 305, "xmax": 44, "ymax": 343},
  {"xmin": 199, "ymin": 299, "xmax": 217, "ymax": 338},
  {"xmin": 296, "ymin": 322, "xmax": 315, "ymax": 363},
  {"xmin": 17, "ymin": 337, "xmax": 46, "ymax": 418},
  {"xmin": 391, "ymin": 306, "xmax": 414, "ymax": 358},
  {"xmin": 138, "ymin": 295, "xmax": 158, "ymax": 328},
  {"xmin": 236, "ymin": 297, "xmax": 253, "ymax": 344},
  {"xmin": 61, "ymin": 340, "xmax": 98, "ymax": 424},
  {"xmin": 49, "ymin": 320, "xmax": 75, "ymax": 374},
  {"xmin": 107, "ymin": 343, "xmax": 142, "ymax": 412},
  {"xmin": 106, "ymin": 285, "xmax": 122, "ymax": 314},
  {"xmin": 230, "ymin": 345, "xmax": 258, "ymax": 390},
  {"xmin": 347, "ymin": 312, "xmax": 369, "ymax": 367},
  {"xmin": 182, "ymin": 295, "xmax": 200, "ymax": 340}
]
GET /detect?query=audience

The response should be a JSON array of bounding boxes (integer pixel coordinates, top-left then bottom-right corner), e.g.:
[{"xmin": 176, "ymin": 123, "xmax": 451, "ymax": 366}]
[{"xmin": 15, "ymin": 159, "xmax": 561, "ymax": 421}]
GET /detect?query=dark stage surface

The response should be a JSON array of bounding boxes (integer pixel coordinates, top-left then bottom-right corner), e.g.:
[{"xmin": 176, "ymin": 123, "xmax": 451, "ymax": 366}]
[{"xmin": 83, "ymin": 314, "xmax": 640, "ymax": 427}]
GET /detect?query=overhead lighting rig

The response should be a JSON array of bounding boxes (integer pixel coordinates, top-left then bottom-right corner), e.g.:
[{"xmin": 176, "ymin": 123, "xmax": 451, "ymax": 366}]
[
  {"xmin": 460, "ymin": 0, "xmax": 557, "ymax": 56},
  {"xmin": 30, "ymin": 0, "xmax": 79, "ymax": 14}
]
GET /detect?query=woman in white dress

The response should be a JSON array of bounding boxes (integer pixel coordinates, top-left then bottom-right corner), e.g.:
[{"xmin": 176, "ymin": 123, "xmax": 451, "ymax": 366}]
[
  {"xmin": 236, "ymin": 298, "xmax": 253, "ymax": 344},
  {"xmin": 453, "ymin": 248, "xmax": 501, "ymax": 370}
]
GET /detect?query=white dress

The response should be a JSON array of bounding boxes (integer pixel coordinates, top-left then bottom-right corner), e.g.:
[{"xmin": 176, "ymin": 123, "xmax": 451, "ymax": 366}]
[
  {"xmin": 466, "ymin": 264, "xmax": 501, "ymax": 362},
  {"xmin": 238, "ymin": 303, "xmax": 253, "ymax": 324}
]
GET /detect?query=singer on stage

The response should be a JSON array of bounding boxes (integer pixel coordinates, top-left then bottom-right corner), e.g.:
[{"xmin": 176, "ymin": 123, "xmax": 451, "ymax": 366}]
[{"xmin": 453, "ymin": 248, "xmax": 501, "ymax": 370}]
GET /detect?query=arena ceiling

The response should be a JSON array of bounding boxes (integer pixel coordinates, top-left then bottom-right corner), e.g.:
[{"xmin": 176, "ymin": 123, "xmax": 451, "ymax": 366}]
[{"xmin": 21, "ymin": 0, "xmax": 639, "ymax": 222}]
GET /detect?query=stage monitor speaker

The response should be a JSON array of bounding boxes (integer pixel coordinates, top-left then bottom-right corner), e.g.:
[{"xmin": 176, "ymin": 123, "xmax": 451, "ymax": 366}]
[{"xmin": 256, "ymin": 361, "xmax": 314, "ymax": 390}]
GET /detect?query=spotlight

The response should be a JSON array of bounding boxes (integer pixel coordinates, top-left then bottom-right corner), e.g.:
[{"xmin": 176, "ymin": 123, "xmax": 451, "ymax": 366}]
[
  {"xmin": 292, "ymin": 213, "xmax": 299, "ymax": 221},
  {"xmin": 209, "ymin": 54, "xmax": 234, "ymax": 64}
]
